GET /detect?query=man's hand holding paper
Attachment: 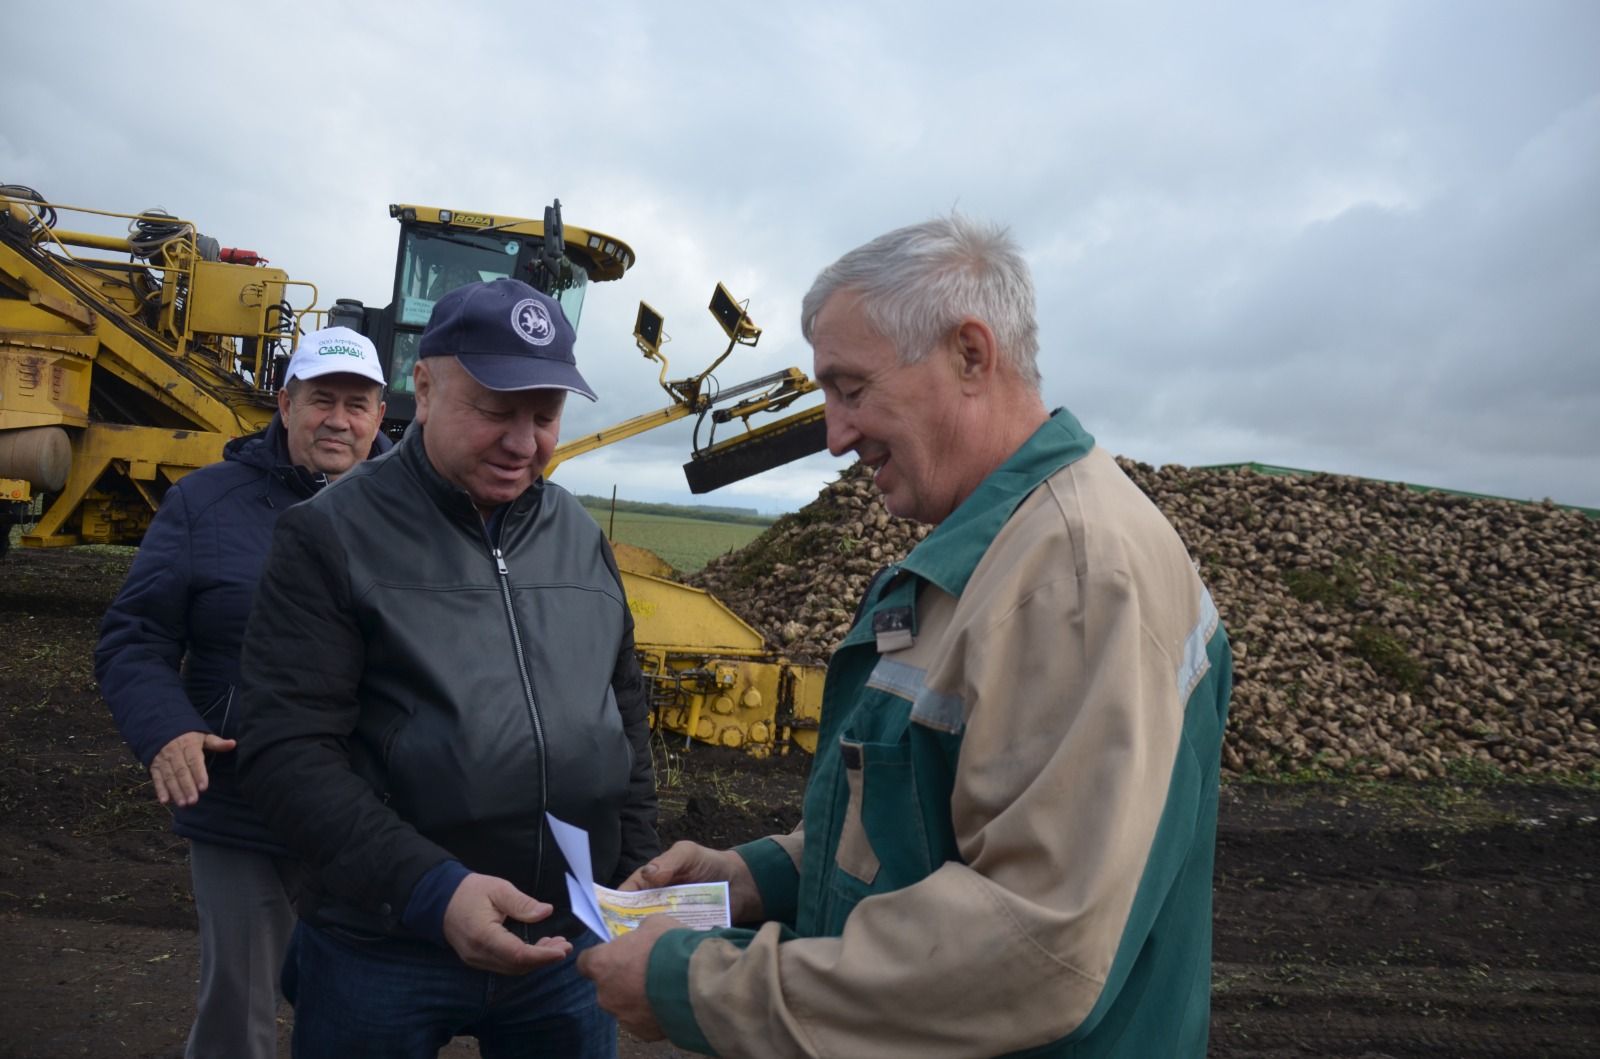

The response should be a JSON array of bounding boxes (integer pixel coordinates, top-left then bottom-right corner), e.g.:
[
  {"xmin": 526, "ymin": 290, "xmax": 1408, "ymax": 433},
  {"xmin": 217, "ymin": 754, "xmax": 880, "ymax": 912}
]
[{"xmin": 620, "ymin": 839, "xmax": 765, "ymax": 923}]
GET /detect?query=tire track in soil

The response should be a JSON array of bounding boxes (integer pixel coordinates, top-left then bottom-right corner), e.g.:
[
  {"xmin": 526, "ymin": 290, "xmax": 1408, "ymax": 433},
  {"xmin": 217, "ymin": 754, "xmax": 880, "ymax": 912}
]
[{"xmin": 1209, "ymin": 793, "xmax": 1600, "ymax": 1057}]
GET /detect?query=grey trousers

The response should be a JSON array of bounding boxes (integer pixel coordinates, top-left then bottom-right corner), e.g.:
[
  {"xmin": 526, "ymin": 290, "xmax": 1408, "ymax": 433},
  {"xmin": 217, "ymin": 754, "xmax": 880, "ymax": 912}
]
[{"xmin": 185, "ymin": 840, "xmax": 298, "ymax": 1059}]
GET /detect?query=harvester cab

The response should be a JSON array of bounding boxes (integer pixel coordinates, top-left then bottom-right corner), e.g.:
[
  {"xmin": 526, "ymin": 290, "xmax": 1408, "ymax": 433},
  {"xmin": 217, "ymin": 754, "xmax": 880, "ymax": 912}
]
[
  {"xmin": 332, "ymin": 200, "xmax": 829, "ymax": 495},
  {"xmin": 327, "ymin": 201, "xmax": 630, "ymax": 429}
]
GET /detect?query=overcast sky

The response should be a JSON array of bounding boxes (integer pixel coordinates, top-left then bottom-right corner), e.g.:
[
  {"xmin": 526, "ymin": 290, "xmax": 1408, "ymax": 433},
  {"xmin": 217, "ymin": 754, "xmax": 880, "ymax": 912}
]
[{"xmin": 6, "ymin": 0, "xmax": 1596, "ymax": 511}]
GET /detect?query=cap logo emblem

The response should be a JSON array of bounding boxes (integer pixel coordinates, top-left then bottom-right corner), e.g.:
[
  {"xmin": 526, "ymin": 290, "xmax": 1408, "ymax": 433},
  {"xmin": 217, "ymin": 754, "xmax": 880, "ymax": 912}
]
[
  {"xmin": 512, "ymin": 298, "xmax": 555, "ymax": 347},
  {"xmin": 319, "ymin": 342, "xmax": 367, "ymax": 359}
]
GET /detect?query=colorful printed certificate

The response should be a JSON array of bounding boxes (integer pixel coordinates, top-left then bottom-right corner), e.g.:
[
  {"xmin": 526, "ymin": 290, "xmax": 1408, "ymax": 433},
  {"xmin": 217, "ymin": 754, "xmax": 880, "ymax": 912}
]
[{"xmin": 548, "ymin": 814, "xmax": 732, "ymax": 940}]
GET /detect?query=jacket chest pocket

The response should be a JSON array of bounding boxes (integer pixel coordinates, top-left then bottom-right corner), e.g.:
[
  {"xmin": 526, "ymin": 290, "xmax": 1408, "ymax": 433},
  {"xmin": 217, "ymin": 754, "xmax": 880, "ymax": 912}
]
[{"xmin": 825, "ymin": 690, "xmax": 939, "ymax": 914}]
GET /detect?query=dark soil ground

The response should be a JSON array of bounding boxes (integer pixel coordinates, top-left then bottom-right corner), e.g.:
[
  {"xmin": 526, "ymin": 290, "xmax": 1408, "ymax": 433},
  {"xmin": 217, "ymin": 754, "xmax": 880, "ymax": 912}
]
[{"xmin": 2, "ymin": 545, "xmax": 1596, "ymax": 1058}]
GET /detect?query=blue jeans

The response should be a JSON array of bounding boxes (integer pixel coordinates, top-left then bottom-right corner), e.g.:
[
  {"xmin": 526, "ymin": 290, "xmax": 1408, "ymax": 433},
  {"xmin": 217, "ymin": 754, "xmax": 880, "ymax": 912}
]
[{"xmin": 283, "ymin": 920, "xmax": 616, "ymax": 1059}]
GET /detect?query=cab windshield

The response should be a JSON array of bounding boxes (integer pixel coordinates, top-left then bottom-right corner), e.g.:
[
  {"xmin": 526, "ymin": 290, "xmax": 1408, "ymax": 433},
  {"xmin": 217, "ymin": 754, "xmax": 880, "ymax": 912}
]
[{"xmin": 387, "ymin": 226, "xmax": 589, "ymax": 394}]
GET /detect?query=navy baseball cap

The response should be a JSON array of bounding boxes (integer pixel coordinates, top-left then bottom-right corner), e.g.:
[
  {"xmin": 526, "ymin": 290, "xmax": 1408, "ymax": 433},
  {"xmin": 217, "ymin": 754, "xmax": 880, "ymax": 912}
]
[{"xmin": 418, "ymin": 277, "xmax": 597, "ymax": 400}]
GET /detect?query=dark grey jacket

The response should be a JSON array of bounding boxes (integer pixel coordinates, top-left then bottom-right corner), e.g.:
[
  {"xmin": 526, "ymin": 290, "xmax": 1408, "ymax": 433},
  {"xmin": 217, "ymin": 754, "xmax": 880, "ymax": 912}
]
[{"xmin": 237, "ymin": 426, "xmax": 657, "ymax": 945}]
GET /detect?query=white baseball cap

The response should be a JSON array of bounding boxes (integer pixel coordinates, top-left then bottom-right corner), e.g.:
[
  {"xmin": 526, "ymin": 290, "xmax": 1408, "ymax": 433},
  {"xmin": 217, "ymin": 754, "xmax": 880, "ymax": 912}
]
[{"xmin": 285, "ymin": 326, "xmax": 386, "ymax": 387}]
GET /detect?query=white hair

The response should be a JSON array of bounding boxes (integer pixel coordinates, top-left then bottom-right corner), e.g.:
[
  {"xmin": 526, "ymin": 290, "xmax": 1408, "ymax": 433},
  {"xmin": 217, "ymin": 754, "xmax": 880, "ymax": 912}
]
[{"xmin": 800, "ymin": 213, "xmax": 1041, "ymax": 389}]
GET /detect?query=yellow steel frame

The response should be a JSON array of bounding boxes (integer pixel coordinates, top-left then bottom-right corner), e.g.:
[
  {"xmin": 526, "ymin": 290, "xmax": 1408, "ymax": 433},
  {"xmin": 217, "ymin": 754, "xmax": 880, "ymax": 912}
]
[
  {"xmin": 20, "ymin": 423, "xmax": 234, "ymax": 546},
  {"xmin": 620, "ymin": 571, "xmax": 824, "ymax": 756},
  {"xmin": 0, "ymin": 240, "xmax": 276, "ymax": 434},
  {"xmin": 1, "ymin": 197, "xmax": 295, "ymax": 548}
]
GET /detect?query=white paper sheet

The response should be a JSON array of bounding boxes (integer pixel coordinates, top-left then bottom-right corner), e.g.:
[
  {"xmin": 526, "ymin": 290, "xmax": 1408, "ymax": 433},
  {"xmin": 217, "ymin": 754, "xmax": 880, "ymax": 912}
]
[{"xmin": 548, "ymin": 814, "xmax": 609, "ymax": 939}]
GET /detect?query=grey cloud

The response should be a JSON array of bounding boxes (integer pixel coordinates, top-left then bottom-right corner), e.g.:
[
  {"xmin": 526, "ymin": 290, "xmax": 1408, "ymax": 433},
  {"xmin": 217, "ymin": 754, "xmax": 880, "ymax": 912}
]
[{"xmin": 6, "ymin": 0, "xmax": 1596, "ymax": 512}]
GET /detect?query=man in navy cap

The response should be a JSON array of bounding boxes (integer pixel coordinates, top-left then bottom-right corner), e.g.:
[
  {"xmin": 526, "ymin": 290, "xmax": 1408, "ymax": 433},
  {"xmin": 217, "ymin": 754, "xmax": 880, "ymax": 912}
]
[{"xmin": 237, "ymin": 278, "xmax": 658, "ymax": 1058}]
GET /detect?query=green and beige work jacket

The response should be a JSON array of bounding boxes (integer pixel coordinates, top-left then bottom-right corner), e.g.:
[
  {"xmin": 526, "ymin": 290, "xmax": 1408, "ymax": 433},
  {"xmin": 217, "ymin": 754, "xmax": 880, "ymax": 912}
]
[{"xmin": 647, "ymin": 408, "xmax": 1233, "ymax": 1058}]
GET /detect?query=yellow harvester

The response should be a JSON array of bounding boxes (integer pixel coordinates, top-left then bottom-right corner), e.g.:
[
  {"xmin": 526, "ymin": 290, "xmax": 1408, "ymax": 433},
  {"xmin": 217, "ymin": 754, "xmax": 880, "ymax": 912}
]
[{"xmin": 1, "ymin": 187, "xmax": 825, "ymax": 755}]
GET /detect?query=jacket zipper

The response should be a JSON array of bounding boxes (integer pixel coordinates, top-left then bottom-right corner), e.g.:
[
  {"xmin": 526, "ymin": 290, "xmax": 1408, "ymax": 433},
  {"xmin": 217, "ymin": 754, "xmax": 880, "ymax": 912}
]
[{"xmin": 492, "ymin": 543, "xmax": 548, "ymax": 899}]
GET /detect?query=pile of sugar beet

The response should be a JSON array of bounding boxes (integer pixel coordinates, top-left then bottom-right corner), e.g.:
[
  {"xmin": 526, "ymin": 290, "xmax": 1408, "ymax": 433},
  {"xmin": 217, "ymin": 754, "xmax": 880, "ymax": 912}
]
[{"xmin": 689, "ymin": 461, "xmax": 1600, "ymax": 778}]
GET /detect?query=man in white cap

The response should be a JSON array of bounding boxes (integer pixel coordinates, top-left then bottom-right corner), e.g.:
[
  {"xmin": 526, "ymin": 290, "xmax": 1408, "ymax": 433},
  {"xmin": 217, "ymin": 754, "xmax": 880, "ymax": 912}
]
[
  {"xmin": 96, "ymin": 325, "xmax": 388, "ymax": 1059},
  {"xmin": 273, "ymin": 325, "xmax": 391, "ymax": 480},
  {"xmin": 238, "ymin": 279, "xmax": 657, "ymax": 1058}
]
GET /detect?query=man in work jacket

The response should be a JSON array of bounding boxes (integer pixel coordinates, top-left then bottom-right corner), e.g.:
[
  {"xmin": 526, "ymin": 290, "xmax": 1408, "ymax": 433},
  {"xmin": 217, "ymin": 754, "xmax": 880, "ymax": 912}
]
[
  {"xmin": 237, "ymin": 279, "xmax": 658, "ymax": 1059},
  {"xmin": 578, "ymin": 215, "xmax": 1233, "ymax": 1058},
  {"xmin": 96, "ymin": 326, "xmax": 389, "ymax": 1059}
]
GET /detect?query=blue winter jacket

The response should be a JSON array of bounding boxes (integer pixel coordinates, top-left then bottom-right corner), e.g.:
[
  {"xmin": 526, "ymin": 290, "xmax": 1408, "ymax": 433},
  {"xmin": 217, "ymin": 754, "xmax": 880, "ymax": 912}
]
[{"xmin": 95, "ymin": 416, "xmax": 391, "ymax": 851}]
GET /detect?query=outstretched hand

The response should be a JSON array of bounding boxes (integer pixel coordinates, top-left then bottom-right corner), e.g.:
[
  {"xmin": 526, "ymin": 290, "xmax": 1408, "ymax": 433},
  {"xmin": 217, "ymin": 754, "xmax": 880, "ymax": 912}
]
[
  {"xmin": 442, "ymin": 873, "xmax": 573, "ymax": 975},
  {"xmin": 149, "ymin": 731, "xmax": 235, "ymax": 807}
]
